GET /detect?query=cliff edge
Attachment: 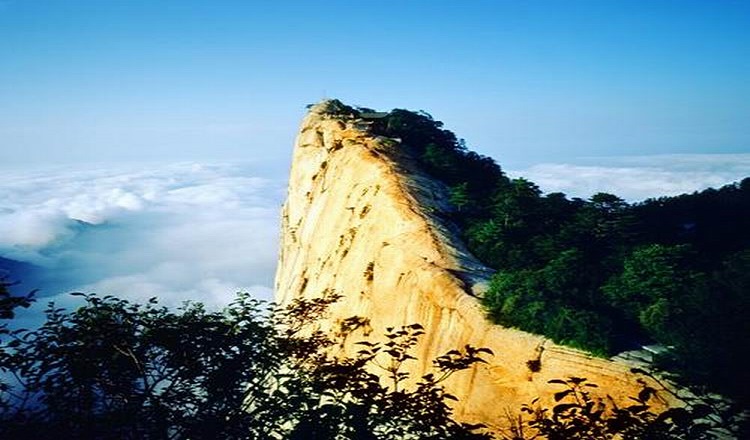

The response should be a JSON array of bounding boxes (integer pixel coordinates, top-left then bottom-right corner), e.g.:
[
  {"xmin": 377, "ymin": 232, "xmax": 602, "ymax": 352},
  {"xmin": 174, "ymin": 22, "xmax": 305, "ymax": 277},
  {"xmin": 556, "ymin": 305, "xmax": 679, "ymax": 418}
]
[{"xmin": 275, "ymin": 101, "xmax": 675, "ymax": 431}]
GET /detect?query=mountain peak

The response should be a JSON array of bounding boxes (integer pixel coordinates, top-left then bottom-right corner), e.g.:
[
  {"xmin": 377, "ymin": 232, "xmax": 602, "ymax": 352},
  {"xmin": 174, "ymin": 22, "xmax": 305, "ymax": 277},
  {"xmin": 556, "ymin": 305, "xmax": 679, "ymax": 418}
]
[{"xmin": 275, "ymin": 101, "xmax": 679, "ymax": 432}]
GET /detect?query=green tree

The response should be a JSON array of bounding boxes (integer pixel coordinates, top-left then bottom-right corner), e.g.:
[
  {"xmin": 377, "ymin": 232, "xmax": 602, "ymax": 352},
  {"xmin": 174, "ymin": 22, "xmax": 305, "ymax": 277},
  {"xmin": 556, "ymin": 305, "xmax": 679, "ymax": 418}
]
[
  {"xmin": 602, "ymin": 244, "xmax": 705, "ymax": 344},
  {"xmin": 0, "ymin": 292, "xmax": 492, "ymax": 440},
  {"xmin": 0, "ymin": 287, "xmax": 733, "ymax": 439},
  {"xmin": 360, "ymin": 103, "xmax": 750, "ymax": 411},
  {"xmin": 449, "ymin": 182, "xmax": 472, "ymax": 212},
  {"xmin": 483, "ymin": 250, "xmax": 614, "ymax": 355}
]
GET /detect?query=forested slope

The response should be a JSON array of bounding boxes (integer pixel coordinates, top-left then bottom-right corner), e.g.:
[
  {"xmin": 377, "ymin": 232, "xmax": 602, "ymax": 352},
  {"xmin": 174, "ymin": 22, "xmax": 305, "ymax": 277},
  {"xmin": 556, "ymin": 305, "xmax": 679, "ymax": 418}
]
[{"xmin": 325, "ymin": 101, "xmax": 750, "ymax": 404}]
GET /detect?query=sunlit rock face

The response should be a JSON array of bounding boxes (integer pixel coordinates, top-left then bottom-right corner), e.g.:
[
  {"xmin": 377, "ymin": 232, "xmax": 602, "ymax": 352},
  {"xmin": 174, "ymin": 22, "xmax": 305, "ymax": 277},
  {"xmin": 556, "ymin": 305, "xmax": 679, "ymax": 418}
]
[{"xmin": 275, "ymin": 101, "xmax": 676, "ymax": 431}]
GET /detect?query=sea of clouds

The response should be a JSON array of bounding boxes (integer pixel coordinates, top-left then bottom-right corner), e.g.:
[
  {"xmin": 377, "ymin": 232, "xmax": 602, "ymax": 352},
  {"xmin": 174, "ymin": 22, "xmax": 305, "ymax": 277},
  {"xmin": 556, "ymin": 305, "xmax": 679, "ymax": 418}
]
[
  {"xmin": 0, "ymin": 154, "xmax": 748, "ymax": 327},
  {"xmin": 508, "ymin": 153, "xmax": 750, "ymax": 201},
  {"xmin": 0, "ymin": 162, "xmax": 285, "ymax": 326}
]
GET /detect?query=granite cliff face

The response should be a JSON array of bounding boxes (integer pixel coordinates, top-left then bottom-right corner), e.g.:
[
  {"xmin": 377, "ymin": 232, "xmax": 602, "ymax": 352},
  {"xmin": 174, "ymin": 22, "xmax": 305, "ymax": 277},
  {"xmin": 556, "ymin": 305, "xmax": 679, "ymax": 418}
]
[{"xmin": 275, "ymin": 101, "xmax": 674, "ymax": 431}]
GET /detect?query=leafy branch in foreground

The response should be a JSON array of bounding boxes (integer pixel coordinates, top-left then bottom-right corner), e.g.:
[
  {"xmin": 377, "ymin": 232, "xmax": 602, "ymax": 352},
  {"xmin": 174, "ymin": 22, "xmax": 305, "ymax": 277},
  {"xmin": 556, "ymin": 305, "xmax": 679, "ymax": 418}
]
[
  {"xmin": 505, "ymin": 375, "xmax": 741, "ymax": 440},
  {"xmin": 0, "ymin": 289, "xmax": 740, "ymax": 439},
  {"xmin": 0, "ymin": 292, "xmax": 492, "ymax": 440},
  {"xmin": 0, "ymin": 277, "xmax": 34, "ymax": 414}
]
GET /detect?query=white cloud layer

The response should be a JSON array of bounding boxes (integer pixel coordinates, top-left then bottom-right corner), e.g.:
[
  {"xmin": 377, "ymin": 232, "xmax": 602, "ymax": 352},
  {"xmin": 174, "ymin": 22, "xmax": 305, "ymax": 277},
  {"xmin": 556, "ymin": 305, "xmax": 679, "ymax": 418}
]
[
  {"xmin": 0, "ymin": 162, "xmax": 284, "ymax": 313},
  {"xmin": 1, "ymin": 153, "xmax": 747, "ymax": 328},
  {"xmin": 508, "ymin": 154, "xmax": 750, "ymax": 201}
]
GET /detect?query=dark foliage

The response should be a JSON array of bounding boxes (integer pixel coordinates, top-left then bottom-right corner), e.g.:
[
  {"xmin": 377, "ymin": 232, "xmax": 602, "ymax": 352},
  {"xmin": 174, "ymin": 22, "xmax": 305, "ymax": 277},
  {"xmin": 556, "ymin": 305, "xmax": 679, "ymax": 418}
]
[
  {"xmin": 508, "ymin": 376, "xmax": 734, "ymax": 440},
  {"xmin": 0, "ymin": 292, "xmax": 493, "ymax": 439},
  {"xmin": 358, "ymin": 106, "xmax": 750, "ymax": 405},
  {"xmin": 0, "ymin": 277, "xmax": 34, "ymax": 414},
  {"xmin": 0, "ymin": 277, "xmax": 34, "ymax": 321},
  {"xmin": 1, "ymin": 289, "xmax": 734, "ymax": 439}
]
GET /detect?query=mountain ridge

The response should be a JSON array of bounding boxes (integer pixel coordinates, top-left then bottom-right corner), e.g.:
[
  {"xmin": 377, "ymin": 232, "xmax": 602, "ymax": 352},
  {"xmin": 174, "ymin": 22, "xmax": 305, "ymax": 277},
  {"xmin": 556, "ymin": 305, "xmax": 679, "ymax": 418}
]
[{"xmin": 274, "ymin": 100, "xmax": 679, "ymax": 431}]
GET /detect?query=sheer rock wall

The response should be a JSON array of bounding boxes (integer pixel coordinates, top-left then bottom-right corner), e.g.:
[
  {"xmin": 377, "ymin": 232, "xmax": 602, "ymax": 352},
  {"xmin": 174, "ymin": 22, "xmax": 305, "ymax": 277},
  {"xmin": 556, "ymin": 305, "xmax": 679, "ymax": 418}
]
[{"xmin": 275, "ymin": 101, "xmax": 675, "ymax": 431}]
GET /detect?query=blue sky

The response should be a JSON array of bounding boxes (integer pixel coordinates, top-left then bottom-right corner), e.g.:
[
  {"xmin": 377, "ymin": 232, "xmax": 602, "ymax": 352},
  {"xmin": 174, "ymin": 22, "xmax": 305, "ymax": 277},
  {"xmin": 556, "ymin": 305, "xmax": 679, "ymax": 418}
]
[
  {"xmin": 1, "ymin": 1, "xmax": 749, "ymax": 315},
  {"xmin": 2, "ymin": 0, "xmax": 749, "ymax": 169}
]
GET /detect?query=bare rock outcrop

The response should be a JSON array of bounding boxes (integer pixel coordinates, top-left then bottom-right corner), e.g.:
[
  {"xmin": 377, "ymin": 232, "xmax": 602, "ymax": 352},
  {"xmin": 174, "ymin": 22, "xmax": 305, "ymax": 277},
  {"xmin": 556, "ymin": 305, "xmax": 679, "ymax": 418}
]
[{"xmin": 275, "ymin": 101, "xmax": 676, "ymax": 432}]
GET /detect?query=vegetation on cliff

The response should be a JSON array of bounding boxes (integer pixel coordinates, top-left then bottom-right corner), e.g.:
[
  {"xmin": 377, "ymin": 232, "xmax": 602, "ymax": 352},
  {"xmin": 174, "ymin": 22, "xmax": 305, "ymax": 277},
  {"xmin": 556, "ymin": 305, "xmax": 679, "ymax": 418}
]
[{"xmin": 323, "ymin": 101, "xmax": 750, "ymax": 406}]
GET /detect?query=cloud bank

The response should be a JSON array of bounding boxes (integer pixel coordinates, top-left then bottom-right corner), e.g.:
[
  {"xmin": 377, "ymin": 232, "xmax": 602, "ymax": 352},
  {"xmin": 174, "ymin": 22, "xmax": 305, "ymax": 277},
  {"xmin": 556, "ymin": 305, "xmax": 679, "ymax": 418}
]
[
  {"xmin": 508, "ymin": 154, "xmax": 750, "ymax": 201},
  {"xmin": 0, "ymin": 162, "xmax": 285, "ymax": 313},
  {"xmin": 1, "ymin": 153, "xmax": 747, "ymax": 327}
]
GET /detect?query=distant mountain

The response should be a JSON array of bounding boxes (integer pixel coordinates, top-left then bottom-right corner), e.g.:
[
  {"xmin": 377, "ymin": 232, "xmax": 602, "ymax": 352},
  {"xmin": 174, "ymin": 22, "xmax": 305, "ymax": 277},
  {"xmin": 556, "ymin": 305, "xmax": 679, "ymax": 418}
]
[{"xmin": 0, "ymin": 256, "xmax": 41, "ymax": 294}]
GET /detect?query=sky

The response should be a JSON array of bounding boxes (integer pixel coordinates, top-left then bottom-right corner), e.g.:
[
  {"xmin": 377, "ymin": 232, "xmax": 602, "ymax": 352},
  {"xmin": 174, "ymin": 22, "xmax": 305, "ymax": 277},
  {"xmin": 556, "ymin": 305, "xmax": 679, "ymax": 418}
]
[
  {"xmin": 1, "ymin": 0, "xmax": 749, "ymax": 169},
  {"xmin": 1, "ymin": 1, "xmax": 749, "ymax": 318}
]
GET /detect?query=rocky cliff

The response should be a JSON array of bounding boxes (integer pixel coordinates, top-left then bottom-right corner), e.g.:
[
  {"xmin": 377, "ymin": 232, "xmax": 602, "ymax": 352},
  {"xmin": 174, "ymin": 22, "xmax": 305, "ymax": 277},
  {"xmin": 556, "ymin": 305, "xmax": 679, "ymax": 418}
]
[{"xmin": 275, "ymin": 101, "xmax": 675, "ymax": 431}]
